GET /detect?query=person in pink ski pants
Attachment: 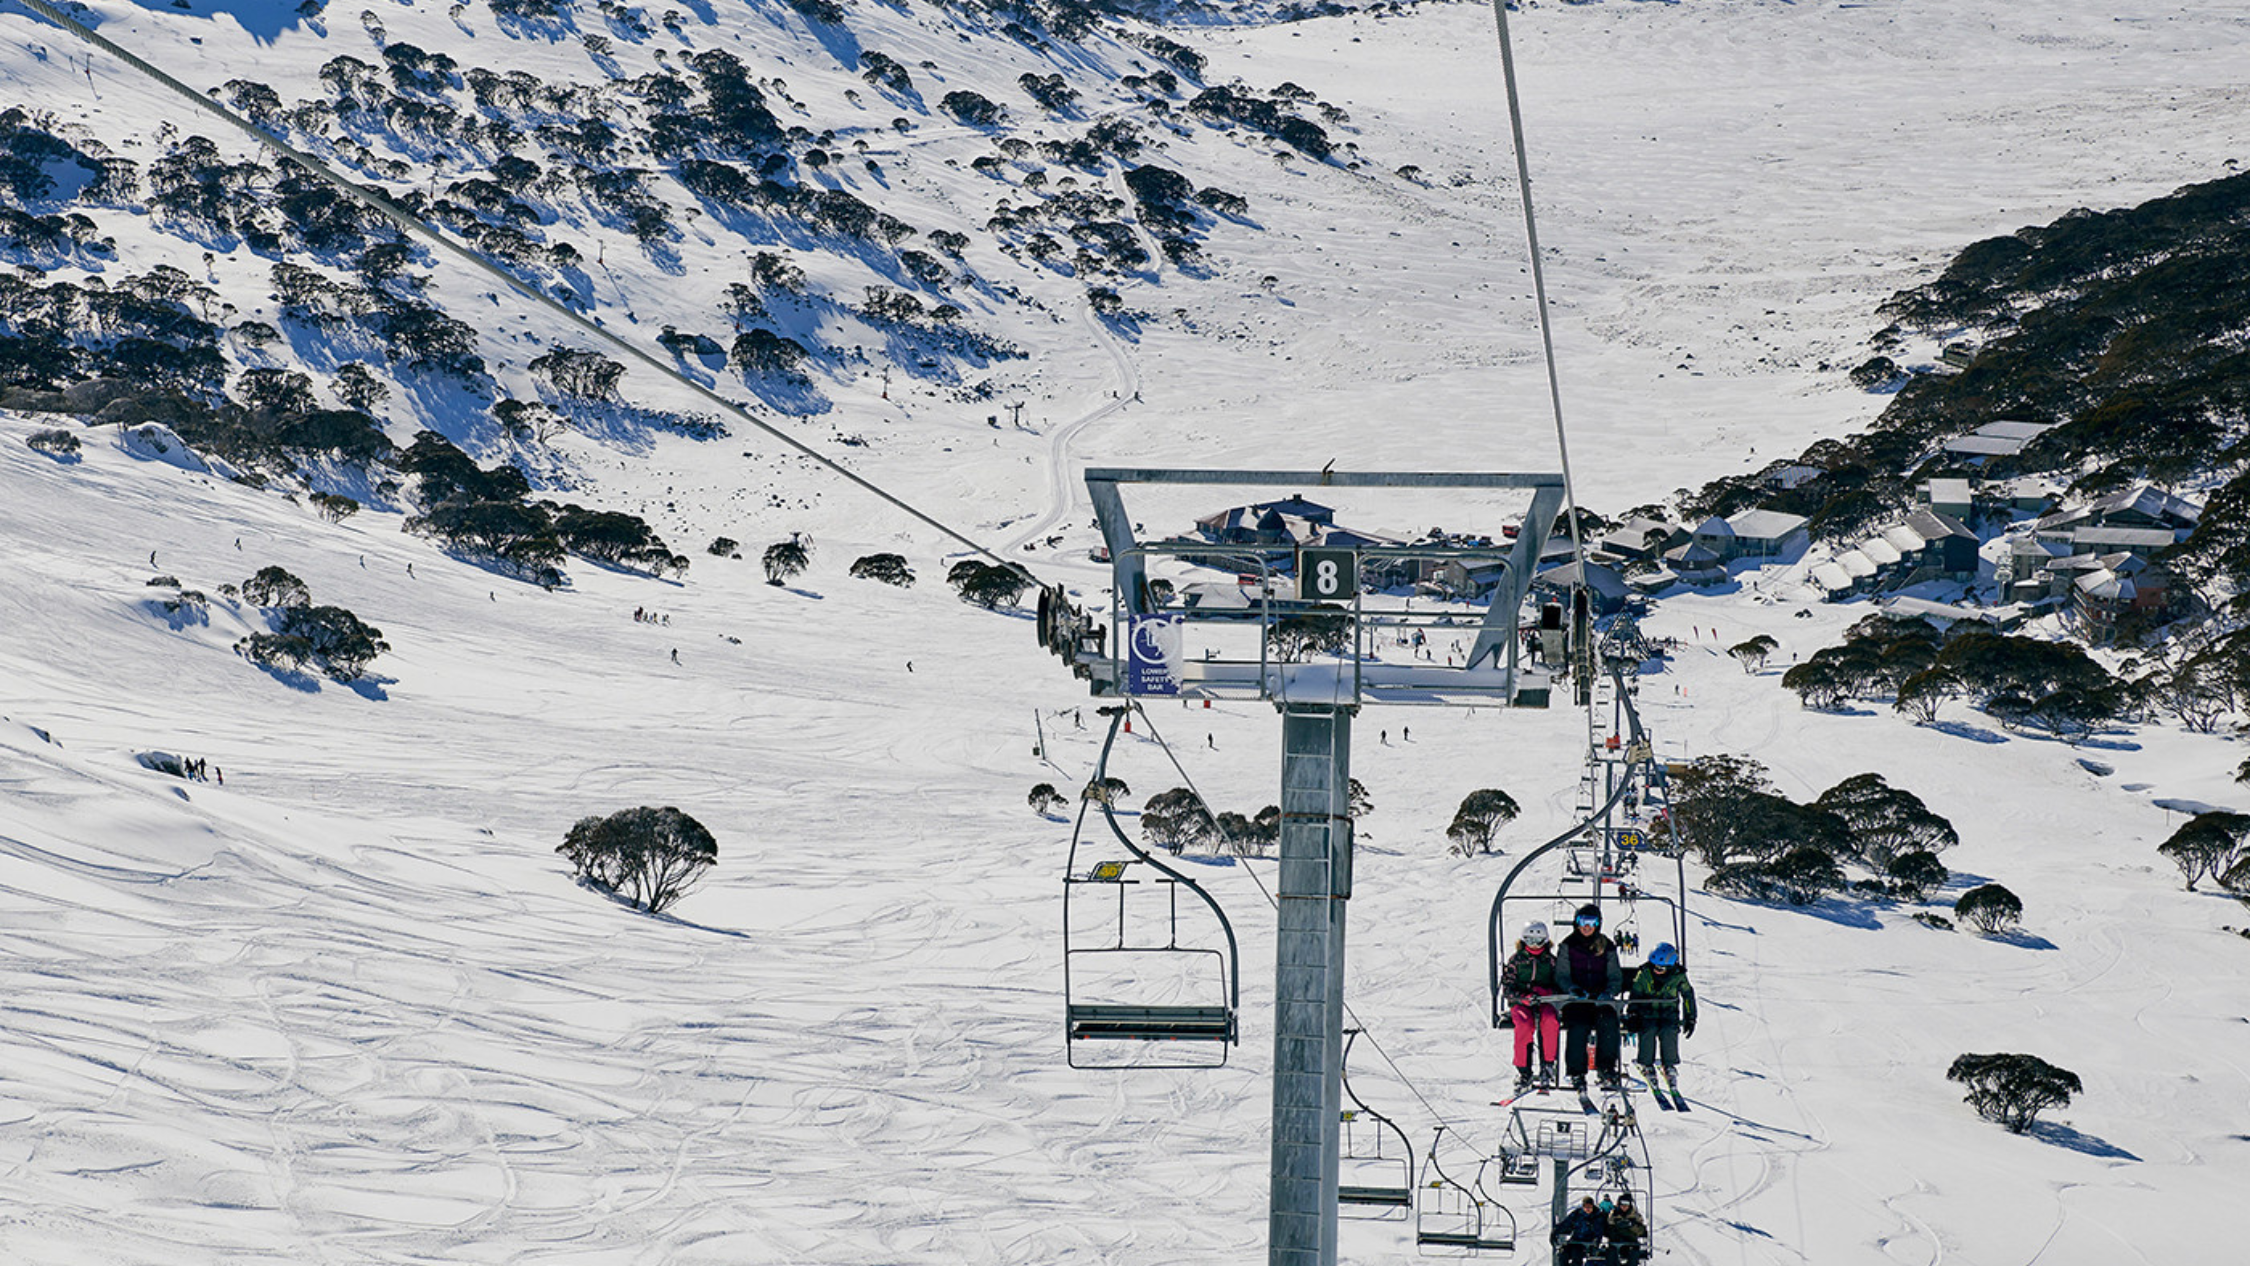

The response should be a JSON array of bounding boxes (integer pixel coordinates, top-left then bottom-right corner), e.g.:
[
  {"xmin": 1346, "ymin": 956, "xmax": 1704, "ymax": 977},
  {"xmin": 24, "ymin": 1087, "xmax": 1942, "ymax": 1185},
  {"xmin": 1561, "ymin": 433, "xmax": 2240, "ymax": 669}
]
[{"xmin": 1502, "ymin": 921, "xmax": 1561, "ymax": 1093}]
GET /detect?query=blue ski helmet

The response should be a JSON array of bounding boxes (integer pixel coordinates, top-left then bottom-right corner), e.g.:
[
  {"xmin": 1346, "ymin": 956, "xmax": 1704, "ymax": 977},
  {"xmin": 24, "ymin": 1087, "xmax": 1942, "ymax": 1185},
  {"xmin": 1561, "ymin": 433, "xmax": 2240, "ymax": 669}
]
[{"xmin": 1649, "ymin": 943, "xmax": 1679, "ymax": 968}]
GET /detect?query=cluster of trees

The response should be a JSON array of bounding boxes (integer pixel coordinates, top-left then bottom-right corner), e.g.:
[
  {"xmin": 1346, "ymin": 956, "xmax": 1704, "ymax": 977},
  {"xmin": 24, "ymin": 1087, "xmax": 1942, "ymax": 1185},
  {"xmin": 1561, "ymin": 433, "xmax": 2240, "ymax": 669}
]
[
  {"xmin": 2121, "ymin": 626, "xmax": 2250, "ymax": 733},
  {"xmin": 1674, "ymin": 755, "xmax": 1960, "ymax": 908},
  {"xmin": 399, "ymin": 431, "xmax": 685, "ymax": 582},
  {"xmin": 849, "ymin": 553, "xmax": 914, "ymax": 587},
  {"xmin": 2156, "ymin": 811, "xmax": 2250, "ymax": 900},
  {"xmin": 1137, "ymin": 779, "xmax": 1369, "ymax": 856},
  {"xmin": 1121, "ymin": 163, "xmax": 1239, "ymax": 270},
  {"xmin": 24, "ymin": 428, "xmax": 79, "ymax": 458},
  {"xmin": 948, "ymin": 559, "xmax": 1033, "ymax": 609},
  {"xmin": 2169, "ymin": 469, "xmax": 2250, "ymax": 616},
  {"xmin": 1186, "ymin": 84, "xmax": 1334, "ymax": 159},
  {"xmin": 1784, "ymin": 615, "xmax": 2124, "ymax": 741},
  {"xmin": 0, "ymin": 107, "xmax": 134, "ymax": 206},
  {"xmin": 234, "ymin": 565, "xmax": 390, "ymax": 682},
  {"xmin": 1034, "ymin": 772, "xmax": 1374, "ymax": 858},
  {"xmin": 558, "ymin": 806, "xmax": 717, "ymax": 914},
  {"xmin": 1265, "ymin": 607, "xmax": 1351, "ymax": 662},
  {"xmin": 0, "ymin": 267, "xmax": 226, "ymax": 397},
  {"xmin": 529, "ymin": 346, "xmax": 626, "ymax": 401}
]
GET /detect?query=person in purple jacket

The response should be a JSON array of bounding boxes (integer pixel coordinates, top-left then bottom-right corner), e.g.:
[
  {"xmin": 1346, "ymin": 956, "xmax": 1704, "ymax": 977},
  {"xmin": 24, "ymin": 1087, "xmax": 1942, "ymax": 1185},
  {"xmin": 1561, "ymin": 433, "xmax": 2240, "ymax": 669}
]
[{"xmin": 1557, "ymin": 903, "xmax": 1624, "ymax": 1092}]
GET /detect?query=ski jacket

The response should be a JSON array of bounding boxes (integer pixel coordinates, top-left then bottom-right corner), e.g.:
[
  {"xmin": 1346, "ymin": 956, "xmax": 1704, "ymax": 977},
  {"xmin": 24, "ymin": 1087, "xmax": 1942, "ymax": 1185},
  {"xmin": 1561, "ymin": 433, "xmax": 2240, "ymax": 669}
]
[
  {"xmin": 1558, "ymin": 931, "xmax": 1622, "ymax": 999},
  {"xmin": 1606, "ymin": 1208, "xmax": 1648, "ymax": 1244},
  {"xmin": 1502, "ymin": 944, "xmax": 1559, "ymax": 999},
  {"xmin": 1626, "ymin": 964, "xmax": 1698, "ymax": 1029},
  {"xmin": 1552, "ymin": 1207, "xmax": 1606, "ymax": 1245}
]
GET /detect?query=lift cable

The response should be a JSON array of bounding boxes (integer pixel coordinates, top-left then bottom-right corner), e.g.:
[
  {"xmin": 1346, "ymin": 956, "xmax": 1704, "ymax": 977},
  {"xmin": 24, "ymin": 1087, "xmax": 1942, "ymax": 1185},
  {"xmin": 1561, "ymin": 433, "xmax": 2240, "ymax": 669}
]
[
  {"xmin": 13, "ymin": 0, "xmax": 1014, "ymax": 568},
  {"xmin": 1488, "ymin": 0, "xmax": 1587, "ymax": 580}
]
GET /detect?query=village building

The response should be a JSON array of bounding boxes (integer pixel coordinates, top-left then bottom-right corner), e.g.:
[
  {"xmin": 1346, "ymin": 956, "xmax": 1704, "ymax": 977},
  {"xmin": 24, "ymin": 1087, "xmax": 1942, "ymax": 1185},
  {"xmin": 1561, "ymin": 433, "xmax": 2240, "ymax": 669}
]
[
  {"xmin": 1691, "ymin": 508, "xmax": 1810, "ymax": 563},
  {"xmin": 1919, "ymin": 477, "xmax": 1974, "ymax": 522},
  {"xmin": 1592, "ymin": 515, "xmax": 1686, "ymax": 562},
  {"xmin": 1941, "ymin": 419, "xmax": 2060, "ymax": 460},
  {"xmin": 1763, "ymin": 464, "xmax": 1823, "ymax": 491},
  {"xmin": 2031, "ymin": 483, "xmax": 2200, "ymax": 537},
  {"xmin": 1656, "ymin": 540, "xmax": 1730, "ymax": 588},
  {"xmin": 1806, "ymin": 509, "xmax": 1980, "ymax": 601}
]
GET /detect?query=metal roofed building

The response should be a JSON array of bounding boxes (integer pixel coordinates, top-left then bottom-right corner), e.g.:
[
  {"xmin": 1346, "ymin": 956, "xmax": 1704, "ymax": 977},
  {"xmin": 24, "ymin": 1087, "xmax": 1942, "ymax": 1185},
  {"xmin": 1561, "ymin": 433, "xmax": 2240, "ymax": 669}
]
[{"xmin": 1695, "ymin": 509, "xmax": 1810, "ymax": 562}]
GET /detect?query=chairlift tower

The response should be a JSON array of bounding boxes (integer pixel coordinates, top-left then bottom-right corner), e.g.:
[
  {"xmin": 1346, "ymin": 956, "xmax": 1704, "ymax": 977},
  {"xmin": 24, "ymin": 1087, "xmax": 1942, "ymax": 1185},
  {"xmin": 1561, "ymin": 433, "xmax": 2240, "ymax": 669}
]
[{"xmin": 1041, "ymin": 469, "xmax": 1567, "ymax": 1266}]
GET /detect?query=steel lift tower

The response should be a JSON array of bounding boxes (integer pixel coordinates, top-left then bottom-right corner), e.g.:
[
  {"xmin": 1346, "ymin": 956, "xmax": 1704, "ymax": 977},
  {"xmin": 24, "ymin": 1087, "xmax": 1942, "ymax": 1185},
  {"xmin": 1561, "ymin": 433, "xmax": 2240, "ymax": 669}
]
[{"xmin": 1040, "ymin": 469, "xmax": 1566, "ymax": 1266}]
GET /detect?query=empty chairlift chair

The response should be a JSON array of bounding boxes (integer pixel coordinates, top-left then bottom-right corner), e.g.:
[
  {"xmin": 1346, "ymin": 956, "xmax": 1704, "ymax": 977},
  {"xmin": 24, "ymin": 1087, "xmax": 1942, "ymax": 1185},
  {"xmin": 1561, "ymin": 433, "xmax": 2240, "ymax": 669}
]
[
  {"xmin": 1061, "ymin": 711, "xmax": 1240, "ymax": 1069},
  {"xmin": 1415, "ymin": 1126, "xmax": 1517, "ymax": 1255},
  {"xmin": 1337, "ymin": 1029, "xmax": 1414, "ymax": 1218}
]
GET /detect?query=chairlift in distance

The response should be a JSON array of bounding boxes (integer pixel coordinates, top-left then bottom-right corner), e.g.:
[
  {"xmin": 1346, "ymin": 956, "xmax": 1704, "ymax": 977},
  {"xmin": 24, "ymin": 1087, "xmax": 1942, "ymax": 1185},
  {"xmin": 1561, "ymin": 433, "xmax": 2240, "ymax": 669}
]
[
  {"xmin": 1062, "ymin": 708, "xmax": 1240, "ymax": 1069},
  {"xmin": 1414, "ymin": 1126, "xmax": 1517, "ymax": 1255},
  {"xmin": 1337, "ymin": 1028, "xmax": 1415, "ymax": 1218}
]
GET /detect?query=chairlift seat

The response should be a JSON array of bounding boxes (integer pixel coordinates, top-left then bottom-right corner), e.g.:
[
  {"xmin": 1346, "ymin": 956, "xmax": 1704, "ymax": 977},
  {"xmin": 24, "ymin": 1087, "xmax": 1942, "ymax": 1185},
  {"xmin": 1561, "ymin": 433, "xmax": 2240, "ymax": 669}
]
[
  {"xmin": 1068, "ymin": 1003, "xmax": 1235, "ymax": 1042},
  {"xmin": 1416, "ymin": 1231, "xmax": 1516, "ymax": 1251},
  {"xmin": 1339, "ymin": 1184, "xmax": 1414, "ymax": 1208}
]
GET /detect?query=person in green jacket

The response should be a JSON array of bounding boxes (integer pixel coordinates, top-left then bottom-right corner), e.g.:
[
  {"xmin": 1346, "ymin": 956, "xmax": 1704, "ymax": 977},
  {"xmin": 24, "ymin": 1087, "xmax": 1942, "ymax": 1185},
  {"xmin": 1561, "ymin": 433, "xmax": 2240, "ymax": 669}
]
[{"xmin": 1625, "ymin": 942, "xmax": 1696, "ymax": 1093}]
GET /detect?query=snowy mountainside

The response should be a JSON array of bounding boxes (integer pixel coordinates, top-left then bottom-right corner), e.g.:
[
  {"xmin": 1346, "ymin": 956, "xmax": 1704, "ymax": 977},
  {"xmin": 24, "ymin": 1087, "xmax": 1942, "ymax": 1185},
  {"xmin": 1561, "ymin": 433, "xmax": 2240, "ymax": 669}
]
[{"xmin": 2, "ymin": 0, "xmax": 2248, "ymax": 1263}]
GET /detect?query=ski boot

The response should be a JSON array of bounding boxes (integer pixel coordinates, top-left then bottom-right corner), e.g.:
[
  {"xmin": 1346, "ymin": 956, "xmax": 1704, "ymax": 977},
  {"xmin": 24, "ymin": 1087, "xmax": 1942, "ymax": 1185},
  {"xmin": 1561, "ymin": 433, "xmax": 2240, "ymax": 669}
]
[
  {"xmin": 1598, "ymin": 1070, "xmax": 1624, "ymax": 1094},
  {"xmin": 1514, "ymin": 1067, "xmax": 1535, "ymax": 1096},
  {"xmin": 1570, "ymin": 1072, "xmax": 1589, "ymax": 1094},
  {"xmin": 1662, "ymin": 1065, "xmax": 1680, "ymax": 1096},
  {"xmin": 1634, "ymin": 1063, "xmax": 1657, "ymax": 1089}
]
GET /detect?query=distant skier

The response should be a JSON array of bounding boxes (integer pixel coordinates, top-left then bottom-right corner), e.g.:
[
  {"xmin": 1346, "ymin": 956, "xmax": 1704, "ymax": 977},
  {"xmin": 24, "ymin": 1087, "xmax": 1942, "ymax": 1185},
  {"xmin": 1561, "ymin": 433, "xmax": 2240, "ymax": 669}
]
[
  {"xmin": 1605, "ymin": 1193, "xmax": 1648, "ymax": 1265},
  {"xmin": 1557, "ymin": 903, "xmax": 1624, "ymax": 1093},
  {"xmin": 1550, "ymin": 1196, "xmax": 1606, "ymax": 1266},
  {"xmin": 1502, "ymin": 921, "xmax": 1560, "ymax": 1094},
  {"xmin": 1625, "ymin": 942, "xmax": 1697, "ymax": 1095},
  {"xmin": 671, "ymin": 648, "xmax": 680, "ymax": 664}
]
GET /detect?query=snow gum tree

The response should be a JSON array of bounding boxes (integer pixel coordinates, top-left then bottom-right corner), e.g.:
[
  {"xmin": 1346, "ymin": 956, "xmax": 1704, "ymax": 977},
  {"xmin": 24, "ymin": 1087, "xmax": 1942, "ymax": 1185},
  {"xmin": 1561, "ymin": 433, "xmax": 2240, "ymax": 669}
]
[
  {"xmin": 1954, "ymin": 883, "xmax": 2023, "ymax": 935},
  {"xmin": 2156, "ymin": 812, "xmax": 2249, "ymax": 891},
  {"xmin": 763, "ymin": 534, "xmax": 812, "ymax": 585},
  {"xmin": 1947, "ymin": 1053, "xmax": 2081, "ymax": 1134},
  {"xmin": 558, "ymin": 806, "xmax": 717, "ymax": 914}
]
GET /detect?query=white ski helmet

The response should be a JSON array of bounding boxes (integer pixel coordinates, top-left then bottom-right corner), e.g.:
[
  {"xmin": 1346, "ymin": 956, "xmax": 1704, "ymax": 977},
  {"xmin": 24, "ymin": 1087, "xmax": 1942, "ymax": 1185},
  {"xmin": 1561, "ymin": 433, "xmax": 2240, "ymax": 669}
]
[{"xmin": 1522, "ymin": 921, "xmax": 1550, "ymax": 946}]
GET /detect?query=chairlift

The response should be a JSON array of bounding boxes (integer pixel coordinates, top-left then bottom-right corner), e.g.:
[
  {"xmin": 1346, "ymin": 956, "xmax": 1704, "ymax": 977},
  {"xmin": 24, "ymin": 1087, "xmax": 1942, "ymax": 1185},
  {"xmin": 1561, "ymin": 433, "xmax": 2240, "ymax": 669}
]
[
  {"xmin": 1337, "ymin": 1029, "xmax": 1415, "ymax": 1218},
  {"xmin": 1062, "ymin": 709, "xmax": 1240, "ymax": 1068},
  {"xmin": 1489, "ymin": 660, "xmax": 1691, "ymax": 1030},
  {"xmin": 1415, "ymin": 1126, "xmax": 1517, "ymax": 1255}
]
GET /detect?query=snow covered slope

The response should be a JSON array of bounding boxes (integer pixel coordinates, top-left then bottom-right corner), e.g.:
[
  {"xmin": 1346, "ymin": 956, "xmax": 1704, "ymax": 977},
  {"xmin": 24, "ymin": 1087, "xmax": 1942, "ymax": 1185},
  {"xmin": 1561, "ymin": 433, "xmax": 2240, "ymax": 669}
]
[{"xmin": 2, "ymin": 0, "xmax": 2246, "ymax": 1262}]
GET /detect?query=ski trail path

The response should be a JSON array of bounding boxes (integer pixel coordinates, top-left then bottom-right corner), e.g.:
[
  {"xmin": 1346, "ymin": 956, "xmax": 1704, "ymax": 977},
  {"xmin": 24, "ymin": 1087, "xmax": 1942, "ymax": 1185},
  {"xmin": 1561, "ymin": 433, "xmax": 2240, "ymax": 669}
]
[{"xmin": 1000, "ymin": 301, "xmax": 1139, "ymax": 556}]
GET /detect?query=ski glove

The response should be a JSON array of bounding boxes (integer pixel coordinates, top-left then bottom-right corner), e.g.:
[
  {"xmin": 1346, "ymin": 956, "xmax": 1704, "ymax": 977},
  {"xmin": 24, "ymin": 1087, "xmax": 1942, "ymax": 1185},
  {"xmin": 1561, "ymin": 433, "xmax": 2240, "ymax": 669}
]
[{"xmin": 1683, "ymin": 1019, "xmax": 1696, "ymax": 1038}]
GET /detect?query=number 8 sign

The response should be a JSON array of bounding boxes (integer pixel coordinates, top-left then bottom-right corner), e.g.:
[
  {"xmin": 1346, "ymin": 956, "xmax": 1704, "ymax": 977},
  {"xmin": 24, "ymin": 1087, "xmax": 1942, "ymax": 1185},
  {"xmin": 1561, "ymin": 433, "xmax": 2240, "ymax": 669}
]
[{"xmin": 1297, "ymin": 546, "xmax": 1358, "ymax": 601}]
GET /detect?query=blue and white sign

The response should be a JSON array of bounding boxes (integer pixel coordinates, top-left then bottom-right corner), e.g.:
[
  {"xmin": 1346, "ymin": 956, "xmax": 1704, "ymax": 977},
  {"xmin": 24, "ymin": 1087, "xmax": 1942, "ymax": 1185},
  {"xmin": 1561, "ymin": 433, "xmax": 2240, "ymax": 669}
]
[{"xmin": 1125, "ymin": 613, "xmax": 1185, "ymax": 695}]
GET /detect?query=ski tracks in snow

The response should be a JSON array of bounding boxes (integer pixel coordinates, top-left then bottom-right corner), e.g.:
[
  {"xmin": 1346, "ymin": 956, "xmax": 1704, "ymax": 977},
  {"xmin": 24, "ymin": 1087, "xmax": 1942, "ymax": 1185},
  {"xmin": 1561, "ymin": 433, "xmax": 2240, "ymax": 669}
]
[{"xmin": 1000, "ymin": 299, "xmax": 1140, "ymax": 558}]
